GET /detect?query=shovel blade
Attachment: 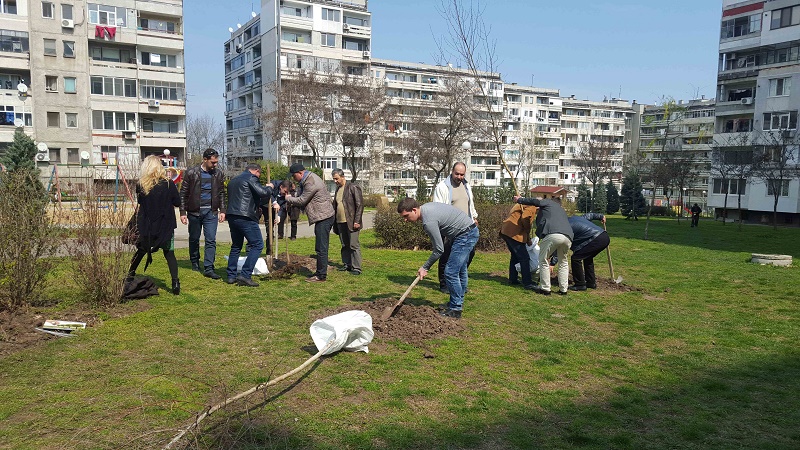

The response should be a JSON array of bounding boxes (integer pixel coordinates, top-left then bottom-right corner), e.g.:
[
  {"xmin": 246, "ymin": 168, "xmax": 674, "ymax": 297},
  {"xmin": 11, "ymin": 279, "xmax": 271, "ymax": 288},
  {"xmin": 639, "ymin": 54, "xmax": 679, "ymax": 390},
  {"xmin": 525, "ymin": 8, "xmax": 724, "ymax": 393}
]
[{"xmin": 380, "ymin": 304, "xmax": 399, "ymax": 320}]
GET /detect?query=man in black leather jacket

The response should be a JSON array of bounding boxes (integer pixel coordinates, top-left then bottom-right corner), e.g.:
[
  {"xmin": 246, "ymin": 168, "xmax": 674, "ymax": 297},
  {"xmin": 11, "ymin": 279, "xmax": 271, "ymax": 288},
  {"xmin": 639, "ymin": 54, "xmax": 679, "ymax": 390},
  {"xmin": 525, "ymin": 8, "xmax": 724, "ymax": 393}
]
[
  {"xmin": 225, "ymin": 163, "xmax": 274, "ymax": 287},
  {"xmin": 568, "ymin": 213, "xmax": 609, "ymax": 291}
]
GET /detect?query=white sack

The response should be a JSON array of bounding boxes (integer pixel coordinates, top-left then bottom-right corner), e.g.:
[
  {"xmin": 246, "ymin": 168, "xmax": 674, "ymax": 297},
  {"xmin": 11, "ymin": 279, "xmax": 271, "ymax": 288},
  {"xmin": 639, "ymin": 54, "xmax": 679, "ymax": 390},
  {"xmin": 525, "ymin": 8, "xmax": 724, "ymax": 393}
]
[
  {"xmin": 515, "ymin": 236, "xmax": 540, "ymax": 273},
  {"xmin": 309, "ymin": 310, "xmax": 374, "ymax": 355},
  {"xmin": 222, "ymin": 256, "xmax": 269, "ymax": 275}
]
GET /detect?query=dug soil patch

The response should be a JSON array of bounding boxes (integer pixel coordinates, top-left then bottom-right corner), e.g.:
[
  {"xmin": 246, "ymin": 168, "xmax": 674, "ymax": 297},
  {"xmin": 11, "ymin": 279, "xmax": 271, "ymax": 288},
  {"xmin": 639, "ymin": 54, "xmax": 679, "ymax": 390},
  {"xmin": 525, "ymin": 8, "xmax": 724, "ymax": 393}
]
[
  {"xmin": 266, "ymin": 254, "xmax": 318, "ymax": 279},
  {"xmin": 320, "ymin": 298, "xmax": 464, "ymax": 348}
]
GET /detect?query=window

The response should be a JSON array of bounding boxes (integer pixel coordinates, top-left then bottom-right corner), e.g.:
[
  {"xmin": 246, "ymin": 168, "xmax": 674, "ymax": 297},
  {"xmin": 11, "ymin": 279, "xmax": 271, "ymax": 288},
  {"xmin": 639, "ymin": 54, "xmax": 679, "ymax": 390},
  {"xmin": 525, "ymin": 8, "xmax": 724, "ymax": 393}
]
[
  {"xmin": 771, "ymin": 6, "xmax": 800, "ymax": 30},
  {"xmin": 321, "ymin": 157, "xmax": 337, "ymax": 169},
  {"xmin": 321, "ymin": 33, "xmax": 335, "ymax": 47},
  {"xmin": 91, "ymin": 110, "xmax": 135, "ymax": 130},
  {"xmin": 1, "ymin": 0, "xmax": 17, "ymax": 15},
  {"xmin": 769, "ymin": 77, "xmax": 791, "ymax": 96},
  {"xmin": 90, "ymin": 76, "xmax": 137, "ymax": 97},
  {"xmin": 141, "ymin": 116, "xmax": 181, "ymax": 133},
  {"xmin": 88, "ymin": 3, "xmax": 126, "ymax": 27},
  {"xmin": 89, "ymin": 45, "xmax": 134, "ymax": 63},
  {"xmin": 0, "ymin": 29, "xmax": 28, "ymax": 53},
  {"xmin": 713, "ymin": 179, "xmax": 746, "ymax": 195},
  {"xmin": 45, "ymin": 75, "xmax": 57, "ymax": 91},
  {"xmin": 762, "ymin": 111, "xmax": 798, "ymax": 130},
  {"xmin": 281, "ymin": 29, "xmax": 310, "ymax": 44},
  {"xmin": 342, "ymin": 38, "xmax": 367, "ymax": 51},
  {"xmin": 140, "ymin": 80, "xmax": 183, "ymax": 100},
  {"xmin": 61, "ymin": 3, "xmax": 72, "ymax": 20},
  {"xmin": 139, "ymin": 18, "xmax": 177, "ymax": 34},
  {"xmin": 63, "ymin": 41, "xmax": 74, "ymax": 57},
  {"xmin": 47, "ymin": 111, "xmax": 59, "ymax": 127},
  {"xmin": 321, "ymin": 8, "xmax": 339, "ymax": 22},
  {"xmin": 767, "ymin": 179, "xmax": 790, "ymax": 197},
  {"xmin": 344, "ymin": 15, "xmax": 367, "ymax": 26},
  {"xmin": 64, "ymin": 76, "xmax": 76, "ymax": 93},
  {"xmin": 0, "ymin": 104, "xmax": 32, "ymax": 125},
  {"xmin": 140, "ymin": 52, "xmax": 178, "ymax": 68},
  {"xmin": 42, "ymin": 1, "xmax": 53, "ymax": 18},
  {"xmin": 43, "ymin": 38, "xmax": 56, "ymax": 56},
  {"xmin": 721, "ymin": 14, "xmax": 761, "ymax": 38},
  {"xmin": 65, "ymin": 113, "xmax": 77, "ymax": 128},
  {"xmin": 48, "ymin": 148, "xmax": 60, "ymax": 162},
  {"xmin": 67, "ymin": 148, "xmax": 79, "ymax": 164}
]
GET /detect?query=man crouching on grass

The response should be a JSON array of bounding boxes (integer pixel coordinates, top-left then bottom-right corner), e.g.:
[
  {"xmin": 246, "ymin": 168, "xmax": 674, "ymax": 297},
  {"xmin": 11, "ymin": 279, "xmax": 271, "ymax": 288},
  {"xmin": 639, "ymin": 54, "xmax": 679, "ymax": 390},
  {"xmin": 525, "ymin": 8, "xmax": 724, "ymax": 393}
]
[{"xmin": 397, "ymin": 198, "xmax": 479, "ymax": 319}]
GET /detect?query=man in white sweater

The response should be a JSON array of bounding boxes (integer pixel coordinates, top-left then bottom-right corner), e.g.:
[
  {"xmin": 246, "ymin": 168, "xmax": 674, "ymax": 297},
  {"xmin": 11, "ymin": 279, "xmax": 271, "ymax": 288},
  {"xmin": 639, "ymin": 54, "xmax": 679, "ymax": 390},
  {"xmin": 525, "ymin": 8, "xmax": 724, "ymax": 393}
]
[{"xmin": 432, "ymin": 162, "xmax": 478, "ymax": 293}]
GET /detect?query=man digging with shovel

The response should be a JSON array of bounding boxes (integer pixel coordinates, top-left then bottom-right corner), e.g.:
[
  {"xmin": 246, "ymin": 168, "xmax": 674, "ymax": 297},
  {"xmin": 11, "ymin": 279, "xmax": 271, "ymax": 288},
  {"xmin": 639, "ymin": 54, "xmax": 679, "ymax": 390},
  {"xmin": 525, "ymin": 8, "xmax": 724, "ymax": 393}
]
[{"xmin": 397, "ymin": 198, "xmax": 479, "ymax": 319}]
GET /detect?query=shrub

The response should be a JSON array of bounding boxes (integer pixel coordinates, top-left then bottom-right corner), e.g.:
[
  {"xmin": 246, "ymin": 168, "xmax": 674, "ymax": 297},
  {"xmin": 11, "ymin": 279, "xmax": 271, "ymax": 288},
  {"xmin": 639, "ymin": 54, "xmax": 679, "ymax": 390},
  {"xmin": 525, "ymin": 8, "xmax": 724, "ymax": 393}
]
[
  {"xmin": 363, "ymin": 194, "xmax": 389, "ymax": 209},
  {"xmin": 0, "ymin": 171, "xmax": 62, "ymax": 312},
  {"xmin": 648, "ymin": 205, "xmax": 672, "ymax": 216}
]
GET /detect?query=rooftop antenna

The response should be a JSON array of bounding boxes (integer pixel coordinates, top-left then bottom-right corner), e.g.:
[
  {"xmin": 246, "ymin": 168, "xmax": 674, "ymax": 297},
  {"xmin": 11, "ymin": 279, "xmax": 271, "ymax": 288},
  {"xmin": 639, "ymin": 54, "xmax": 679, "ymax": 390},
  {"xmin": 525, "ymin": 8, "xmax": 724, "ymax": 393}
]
[
  {"xmin": 531, "ymin": 74, "xmax": 534, "ymax": 86},
  {"xmin": 618, "ymin": 85, "xmax": 622, "ymax": 99}
]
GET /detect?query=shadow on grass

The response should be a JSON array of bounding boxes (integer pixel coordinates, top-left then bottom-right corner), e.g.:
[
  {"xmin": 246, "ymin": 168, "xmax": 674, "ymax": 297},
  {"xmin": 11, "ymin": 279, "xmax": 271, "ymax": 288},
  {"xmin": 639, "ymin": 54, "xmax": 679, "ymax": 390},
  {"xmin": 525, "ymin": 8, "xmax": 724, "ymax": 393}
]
[{"xmin": 179, "ymin": 351, "xmax": 800, "ymax": 449}]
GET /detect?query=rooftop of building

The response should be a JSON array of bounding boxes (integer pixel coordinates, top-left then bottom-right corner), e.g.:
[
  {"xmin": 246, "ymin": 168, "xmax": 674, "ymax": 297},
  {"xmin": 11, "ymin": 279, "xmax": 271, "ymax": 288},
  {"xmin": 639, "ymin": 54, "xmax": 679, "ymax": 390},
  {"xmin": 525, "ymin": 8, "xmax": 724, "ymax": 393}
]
[{"xmin": 371, "ymin": 58, "xmax": 500, "ymax": 80}]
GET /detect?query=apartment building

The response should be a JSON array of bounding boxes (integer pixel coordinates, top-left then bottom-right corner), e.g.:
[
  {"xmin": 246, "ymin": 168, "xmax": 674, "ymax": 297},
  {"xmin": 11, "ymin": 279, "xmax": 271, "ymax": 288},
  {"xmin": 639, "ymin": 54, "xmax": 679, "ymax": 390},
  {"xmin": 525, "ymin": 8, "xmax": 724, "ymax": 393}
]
[
  {"xmin": 0, "ymin": 0, "xmax": 186, "ymax": 186},
  {"xmin": 711, "ymin": 0, "xmax": 800, "ymax": 223},
  {"xmin": 639, "ymin": 98, "xmax": 716, "ymax": 210}
]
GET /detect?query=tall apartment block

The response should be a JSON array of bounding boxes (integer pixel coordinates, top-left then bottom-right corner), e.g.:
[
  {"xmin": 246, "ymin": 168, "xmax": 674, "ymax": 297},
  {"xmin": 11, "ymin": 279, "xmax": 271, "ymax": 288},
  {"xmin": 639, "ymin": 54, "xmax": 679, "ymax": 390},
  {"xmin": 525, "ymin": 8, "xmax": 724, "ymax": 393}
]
[
  {"xmin": 711, "ymin": 0, "xmax": 800, "ymax": 223},
  {"xmin": 0, "ymin": 0, "xmax": 185, "ymax": 187}
]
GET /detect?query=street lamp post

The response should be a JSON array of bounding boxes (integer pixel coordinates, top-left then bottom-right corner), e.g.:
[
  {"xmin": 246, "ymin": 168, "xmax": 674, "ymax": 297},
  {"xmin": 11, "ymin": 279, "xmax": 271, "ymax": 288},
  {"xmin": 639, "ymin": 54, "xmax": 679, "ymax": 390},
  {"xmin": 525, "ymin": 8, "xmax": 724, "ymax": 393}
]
[{"xmin": 702, "ymin": 190, "xmax": 707, "ymax": 216}]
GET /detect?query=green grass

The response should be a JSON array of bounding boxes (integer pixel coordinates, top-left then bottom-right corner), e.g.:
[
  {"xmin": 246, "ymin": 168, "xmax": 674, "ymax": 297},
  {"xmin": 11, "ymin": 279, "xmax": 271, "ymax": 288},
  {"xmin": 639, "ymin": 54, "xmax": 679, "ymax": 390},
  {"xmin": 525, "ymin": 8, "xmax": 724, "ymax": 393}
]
[{"xmin": 1, "ymin": 216, "xmax": 799, "ymax": 449}]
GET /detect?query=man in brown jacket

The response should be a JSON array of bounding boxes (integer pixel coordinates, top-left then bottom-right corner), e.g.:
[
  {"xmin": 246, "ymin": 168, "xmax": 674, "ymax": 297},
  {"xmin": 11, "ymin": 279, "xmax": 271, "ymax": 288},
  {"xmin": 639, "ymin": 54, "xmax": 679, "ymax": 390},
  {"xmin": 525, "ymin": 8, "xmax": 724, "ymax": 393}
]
[
  {"xmin": 285, "ymin": 163, "xmax": 335, "ymax": 282},
  {"xmin": 331, "ymin": 168, "xmax": 363, "ymax": 275},
  {"xmin": 500, "ymin": 203, "xmax": 537, "ymax": 289}
]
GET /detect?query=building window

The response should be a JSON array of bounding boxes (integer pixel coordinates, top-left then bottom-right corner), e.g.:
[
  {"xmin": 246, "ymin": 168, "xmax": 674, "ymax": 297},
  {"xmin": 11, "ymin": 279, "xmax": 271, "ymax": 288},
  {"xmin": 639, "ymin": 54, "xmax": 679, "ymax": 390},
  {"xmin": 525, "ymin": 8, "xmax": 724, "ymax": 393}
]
[
  {"xmin": 47, "ymin": 111, "xmax": 59, "ymax": 127},
  {"xmin": 766, "ymin": 179, "xmax": 791, "ymax": 197},
  {"xmin": 43, "ymin": 38, "xmax": 56, "ymax": 56},
  {"xmin": 140, "ymin": 80, "xmax": 182, "ymax": 100},
  {"xmin": 141, "ymin": 117, "xmax": 181, "ymax": 133},
  {"xmin": 91, "ymin": 76, "xmax": 137, "ymax": 97},
  {"xmin": 281, "ymin": 29, "xmax": 310, "ymax": 44},
  {"xmin": 344, "ymin": 15, "xmax": 367, "ymax": 26},
  {"xmin": 0, "ymin": 29, "xmax": 28, "ymax": 53},
  {"xmin": 769, "ymin": 77, "xmax": 791, "ymax": 97},
  {"xmin": 64, "ymin": 76, "xmax": 76, "ymax": 93},
  {"xmin": 342, "ymin": 38, "xmax": 368, "ymax": 51},
  {"xmin": 139, "ymin": 18, "xmax": 177, "ymax": 34},
  {"xmin": 321, "ymin": 157, "xmax": 337, "ymax": 169},
  {"xmin": 721, "ymin": 14, "xmax": 761, "ymax": 38},
  {"xmin": 63, "ymin": 40, "xmax": 74, "ymax": 57},
  {"xmin": 771, "ymin": 6, "xmax": 800, "ymax": 30},
  {"xmin": 67, "ymin": 148, "xmax": 79, "ymax": 164},
  {"xmin": 88, "ymin": 3, "xmax": 126, "ymax": 27},
  {"xmin": 321, "ymin": 8, "xmax": 339, "ymax": 22},
  {"xmin": 48, "ymin": 148, "xmax": 60, "ymax": 162},
  {"xmin": 42, "ymin": 1, "xmax": 54, "ymax": 18},
  {"xmin": 141, "ymin": 52, "xmax": 177, "ymax": 67},
  {"xmin": 61, "ymin": 3, "xmax": 72, "ymax": 20},
  {"xmin": 0, "ymin": 104, "xmax": 32, "ymax": 125},
  {"xmin": 92, "ymin": 110, "xmax": 135, "ymax": 130},
  {"xmin": 321, "ymin": 33, "xmax": 335, "ymax": 47},
  {"xmin": 65, "ymin": 112, "xmax": 77, "ymax": 128},
  {"xmin": 1, "ymin": 0, "xmax": 17, "ymax": 15},
  {"xmin": 762, "ymin": 111, "xmax": 798, "ymax": 130},
  {"xmin": 45, "ymin": 75, "xmax": 57, "ymax": 91},
  {"xmin": 713, "ymin": 178, "xmax": 746, "ymax": 194},
  {"xmin": 89, "ymin": 45, "xmax": 134, "ymax": 63}
]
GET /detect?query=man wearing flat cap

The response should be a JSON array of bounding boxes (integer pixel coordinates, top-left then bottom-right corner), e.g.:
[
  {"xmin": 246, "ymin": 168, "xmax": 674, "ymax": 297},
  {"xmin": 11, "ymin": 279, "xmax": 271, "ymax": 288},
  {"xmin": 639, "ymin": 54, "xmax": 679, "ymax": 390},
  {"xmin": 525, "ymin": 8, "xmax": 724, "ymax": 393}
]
[{"xmin": 285, "ymin": 163, "xmax": 335, "ymax": 282}]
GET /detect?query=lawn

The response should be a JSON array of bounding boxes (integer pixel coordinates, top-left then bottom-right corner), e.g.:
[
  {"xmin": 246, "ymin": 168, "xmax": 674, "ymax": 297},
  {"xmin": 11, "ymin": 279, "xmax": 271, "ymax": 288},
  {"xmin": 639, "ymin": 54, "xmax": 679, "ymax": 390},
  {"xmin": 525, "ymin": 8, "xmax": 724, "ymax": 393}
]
[{"xmin": 1, "ymin": 216, "xmax": 799, "ymax": 449}]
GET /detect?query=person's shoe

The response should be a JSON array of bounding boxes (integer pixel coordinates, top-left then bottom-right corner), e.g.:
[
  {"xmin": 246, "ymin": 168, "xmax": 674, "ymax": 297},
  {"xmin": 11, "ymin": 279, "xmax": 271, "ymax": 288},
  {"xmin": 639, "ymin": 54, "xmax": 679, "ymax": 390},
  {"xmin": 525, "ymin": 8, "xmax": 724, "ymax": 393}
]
[
  {"xmin": 510, "ymin": 280, "xmax": 520, "ymax": 285},
  {"xmin": 290, "ymin": 237, "xmax": 296, "ymax": 241},
  {"xmin": 305, "ymin": 275, "xmax": 326, "ymax": 283},
  {"xmin": 350, "ymin": 269, "xmax": 362, "ymax": 275},
  {"xmin": 439, "ymin": 286, "xmax": 450, "ymax": 294},
  {"xmin": 338, "ymin": 265, "xmax": 351, "ymax": 271},
  {"xmin": 569, "ymin": 285, "xmax": 587, "ymax": 292},
  {"xmin": 587, "ymin": 283, "xmax": 597, "ymax": 289},
  {"xmin": 204, "ymin": 271, "xmax": 221, "ymax": 280},
  {"xmin": 524, "ymin": 284, "xmax": 537, "ymax": 290},
  {"xmin": 236, "ymin": 276, "xmax": 259, "ymax": 287},
  {"xmin": 191, "ymin": 263, "xmax": 201, "ymax": 272},
  {"xmin": 531, "ymin": 286, "xmax": 551, "ymax": 296},
  {"xmin": 171, "ymin": 280, "xmax": 181, "ymax": 295},
  {"xmin": 226, "ymin": 277, "xmax": 237, "ymax": 284},
  {"xmin": 439, "ymin": 308, "xmax": 462, "ymax": 319},
  {"xmin": 556, "ymin": 290, "xmax": 568, "ymax": 296},
  {"xmin": 309, "ymin": 254, "xmax": 317, "ymax": 259}
]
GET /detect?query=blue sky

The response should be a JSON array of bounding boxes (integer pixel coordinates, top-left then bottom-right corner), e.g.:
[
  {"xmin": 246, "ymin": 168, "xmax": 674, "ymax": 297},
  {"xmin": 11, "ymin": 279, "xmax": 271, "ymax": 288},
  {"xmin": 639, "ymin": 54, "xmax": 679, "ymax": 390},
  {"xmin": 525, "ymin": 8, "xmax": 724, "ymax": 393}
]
[{"xmin": 185, "ymin": 0, "xmax": 722, "ymax": 121}]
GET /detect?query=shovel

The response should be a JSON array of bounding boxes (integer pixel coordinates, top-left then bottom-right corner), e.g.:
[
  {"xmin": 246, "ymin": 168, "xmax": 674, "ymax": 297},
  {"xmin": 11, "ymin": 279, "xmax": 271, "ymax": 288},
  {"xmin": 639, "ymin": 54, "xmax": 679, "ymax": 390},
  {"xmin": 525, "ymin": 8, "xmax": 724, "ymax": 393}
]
[
  {"xmin": 603, "ymin": 223, "xmax": 623, "ymax": 284},
  {"xmin": 380, "ymin": 275, "xmax": 421, "ymax": 320}
]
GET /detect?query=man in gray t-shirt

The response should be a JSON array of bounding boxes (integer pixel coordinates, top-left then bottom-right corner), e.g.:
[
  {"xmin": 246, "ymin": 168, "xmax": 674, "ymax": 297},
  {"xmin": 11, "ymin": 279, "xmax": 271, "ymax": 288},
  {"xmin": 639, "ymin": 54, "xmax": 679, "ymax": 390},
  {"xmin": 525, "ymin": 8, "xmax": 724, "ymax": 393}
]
[{"xmin": 397, "ymin": 198, "xmax": 479, "ymax": 319}]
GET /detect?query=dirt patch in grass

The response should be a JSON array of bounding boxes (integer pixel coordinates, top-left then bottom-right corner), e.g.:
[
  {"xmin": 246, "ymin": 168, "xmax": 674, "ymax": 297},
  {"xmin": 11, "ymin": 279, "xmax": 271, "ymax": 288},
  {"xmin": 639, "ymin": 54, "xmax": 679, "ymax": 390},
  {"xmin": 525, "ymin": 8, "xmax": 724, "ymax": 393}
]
[
  {"xmin": 320, "ymin": 298, "xmax": 464, "ymax": 349},
  {"xmin": 0, "ymin": 301, "xmax": 151, "ymax": 358},
  {"xmin": 266, "ymin": 254, "xmax": 319, "ymax": 279}
]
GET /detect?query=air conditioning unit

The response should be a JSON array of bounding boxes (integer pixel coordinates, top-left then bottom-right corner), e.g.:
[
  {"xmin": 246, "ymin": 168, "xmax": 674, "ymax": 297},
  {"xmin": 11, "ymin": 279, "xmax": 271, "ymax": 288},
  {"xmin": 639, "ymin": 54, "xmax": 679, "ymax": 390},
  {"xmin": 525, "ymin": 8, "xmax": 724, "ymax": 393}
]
[
  {"xmin": 122, "ymin": 130, "xmax": 137, "ymax": 139},
  {"xmin": 247, "ymin": 139, "xmax": 256, "ymax": 146},
  {"xmin": 362, "ymin": 50, "xmax": 370, "ymax": 58},
  {"xmin": 61, "ymin": 19, "xmax": 74, "ymax": 29},
  {"xmin": 35, "ymin": 152, "xmax": 50, "ymax": 162},
  {"xmin": 148, "ymin": 99, "xmax": 160, "ymax": 107},
  {"xmin": 236, "ymin": 43, "xmax": 243, "ymax": 53},
  {"xmin": 741, "ymin": 97, "xmax": 753, "ymax": 105}
]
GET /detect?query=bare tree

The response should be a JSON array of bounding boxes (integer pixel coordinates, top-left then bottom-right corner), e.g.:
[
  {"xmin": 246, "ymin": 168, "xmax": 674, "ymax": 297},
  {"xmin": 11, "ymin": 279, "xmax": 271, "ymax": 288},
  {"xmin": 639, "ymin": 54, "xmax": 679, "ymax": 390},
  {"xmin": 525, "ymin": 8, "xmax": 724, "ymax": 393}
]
[
  {"xmin": 751, "ymin": 129, "xmax": 800, "ymax": 230},
  {"xmin": 186, "ymin": 113, "xmax": 225, "ymax": 166},
  {"xmin": 575, "ymin": 138, "xmax": 616, "ymax": 211},
  {"xmin": 710, "ymin": 133, "xmax": 754, "ymax": 227}
]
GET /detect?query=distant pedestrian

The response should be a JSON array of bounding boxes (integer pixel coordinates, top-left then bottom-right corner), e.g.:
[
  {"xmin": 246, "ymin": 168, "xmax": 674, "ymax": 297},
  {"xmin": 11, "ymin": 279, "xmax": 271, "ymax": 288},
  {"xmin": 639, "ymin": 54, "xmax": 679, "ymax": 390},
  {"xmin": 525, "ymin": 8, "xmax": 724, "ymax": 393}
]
[
  {"xmin": 567, "ymin": 213, "xmax": 609, "ymax": 291},
  {"xmin": 691, "ymin": 203, "xmax": 701, "ymax": 227},
  {"xmin": 179, "ymin": 148, "xmax": 225, "ymax": 279},
  {"xmin": 332, "ymin": 168, "xmax": 364, "ymax": 275},
  {"xmin": 285, "ymin": 164, "xmax": 335, "ymax": 282},
  {"xmin": 397, "ymin": 198, "xmax": 479, "ymax": 319}
]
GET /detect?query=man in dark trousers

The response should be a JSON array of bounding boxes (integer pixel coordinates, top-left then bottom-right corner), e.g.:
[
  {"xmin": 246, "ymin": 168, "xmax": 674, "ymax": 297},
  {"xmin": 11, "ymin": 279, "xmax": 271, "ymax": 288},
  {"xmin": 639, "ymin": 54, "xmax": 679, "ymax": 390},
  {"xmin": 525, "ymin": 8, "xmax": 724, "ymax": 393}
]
[
  {"xmin": 285, "ymin": 164, "xmax": 335, "ymax": 282},
  {"xmin": 331, "ymin": 168, "xmax": 364, "ymax": 275},
  {"xmin": 225, "ymin": 163, "xmax": 274, "ymax": 287},
  {"xmin": 179, "ymin": 148, "xmax": 225, "ymax": 279},
  {"xmin": 690, "ymin": 203, "xmax": 701, "ymax": 227},
  {"xmin": 568, "ymin": 213, "xmax": 609, "ymax": 291},
  {"xmin": 397, "ymin": 198, "xmax": 479, "ymax": 319},
  {"xmin": 512, "ymin": 195, "xmax": 573, "ymax": 295}
]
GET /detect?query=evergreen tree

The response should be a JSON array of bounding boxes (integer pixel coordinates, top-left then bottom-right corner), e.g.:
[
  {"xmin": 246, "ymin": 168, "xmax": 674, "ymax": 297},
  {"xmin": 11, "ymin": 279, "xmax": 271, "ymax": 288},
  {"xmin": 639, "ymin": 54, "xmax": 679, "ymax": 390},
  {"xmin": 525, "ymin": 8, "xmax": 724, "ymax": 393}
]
[
  {"xmin": 0, "ymin": 130, "xmax": 38, "ymax": 174},
  {"xmin": 575, "ymin": 180, "xmax": 591, "ymax": 213},
  {"xmin": 592, "ymin": 181, "xmax": 607, "ymax": 214},
  {"xmin": 415, "ymin": 177, "xmax": 429, "ymax": 202},
  {"xmin": 620, "ymin": 171, "xmax": 647, "ymax": 220},
  {"xmin": 606, "ymin": 179, "xmax": 620, "ymax": 214}
]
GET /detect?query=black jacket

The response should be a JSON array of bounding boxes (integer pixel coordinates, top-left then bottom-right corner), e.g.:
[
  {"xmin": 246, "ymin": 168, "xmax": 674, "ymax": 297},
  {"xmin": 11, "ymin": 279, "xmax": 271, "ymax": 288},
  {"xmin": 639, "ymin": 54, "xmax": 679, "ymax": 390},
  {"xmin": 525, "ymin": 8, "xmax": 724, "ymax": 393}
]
[
  {"xmin": 226, "ymin": 171, "xmax": 273, "ymax": 221},
  {"xmin": 179, "ymin": 165, "xmax": 225, "ymax": 215},
  {"xmin": 136, "ymin": 179, "xmax": 180, "ymax": 249},
  {"xmin": 516, "ymin": 197, "xmax": 574, "ymax": 241},
  {"xmin": 568, "ymin": 213, "xmax": 605, "ymax": 253}
]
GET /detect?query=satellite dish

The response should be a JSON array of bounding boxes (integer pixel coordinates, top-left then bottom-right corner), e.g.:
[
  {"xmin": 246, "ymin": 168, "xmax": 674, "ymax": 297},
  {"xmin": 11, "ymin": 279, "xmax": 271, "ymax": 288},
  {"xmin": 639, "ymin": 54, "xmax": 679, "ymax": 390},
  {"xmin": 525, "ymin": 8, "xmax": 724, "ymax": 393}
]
[
  {"xmin": 163, "ymin": 149, "xmax": 171, "ymax": 156},
  {"xmin": 37, "ymin": 142, "xmax": 48, "ymax": 152},
  {"xmin": 228, "ymin": 27, "xmax": 234, "ymax": 33},
  {"xmin": 80, "ymin": 151, "xmax": 90, "ymax": 160},
  {"xmin": 236, "ymin": 23, "xmax": 242, "ymax": 29},
  {"xmin": 251, "ymin": 11, "xmax": 257, "ymax": 18},
  {"xmin": 13, "ymin": 119, "xmax": 24, "ymax": 128},
  {"xmin": 17, "ymin": 83, "xmax": 28, "ymax": 94}
]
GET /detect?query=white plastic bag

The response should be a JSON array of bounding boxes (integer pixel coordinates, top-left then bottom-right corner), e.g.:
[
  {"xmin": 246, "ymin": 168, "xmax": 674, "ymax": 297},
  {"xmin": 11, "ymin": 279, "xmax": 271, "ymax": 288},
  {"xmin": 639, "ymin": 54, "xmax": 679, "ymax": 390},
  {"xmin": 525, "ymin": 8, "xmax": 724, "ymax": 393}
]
[
  {"xmin": 515, "ymin": 236, "xmax": 540, "ymax": 273},
  {"xmin": 309, "ymin": 310, "xmax": 374, "ymax": 355},
  {"xmin": 222, "ymin": 256, "xmax": 269, "ymax": 275}
]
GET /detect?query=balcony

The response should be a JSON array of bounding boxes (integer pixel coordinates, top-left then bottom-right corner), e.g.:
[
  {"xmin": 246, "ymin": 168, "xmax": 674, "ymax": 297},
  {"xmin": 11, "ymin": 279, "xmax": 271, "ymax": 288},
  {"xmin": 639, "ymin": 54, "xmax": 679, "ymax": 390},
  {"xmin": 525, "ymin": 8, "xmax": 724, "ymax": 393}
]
[{"xmin": 342, "ymin": 23, "xmax": 371, "ymax": 38}]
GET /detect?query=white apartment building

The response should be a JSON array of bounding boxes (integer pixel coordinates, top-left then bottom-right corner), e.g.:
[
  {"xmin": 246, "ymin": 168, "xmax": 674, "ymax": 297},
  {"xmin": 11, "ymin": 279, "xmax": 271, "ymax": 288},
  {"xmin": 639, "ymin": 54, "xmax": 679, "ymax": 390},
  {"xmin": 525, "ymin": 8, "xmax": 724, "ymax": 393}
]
[
  {"xmin": 0, "ymin": 1, "xmax": 186, "ymax": 187},
  {"xmin": 711, "ymin": 0, "xmax": 800, "ymax": 224}
]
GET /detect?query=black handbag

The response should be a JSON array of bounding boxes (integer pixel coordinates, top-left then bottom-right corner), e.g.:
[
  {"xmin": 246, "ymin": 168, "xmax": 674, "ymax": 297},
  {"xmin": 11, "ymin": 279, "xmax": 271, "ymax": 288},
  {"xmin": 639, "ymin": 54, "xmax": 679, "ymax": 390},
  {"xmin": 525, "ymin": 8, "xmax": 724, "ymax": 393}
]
[{"xmin": 122, "ymin": 207, "xmax": 139, "ymax": 245}]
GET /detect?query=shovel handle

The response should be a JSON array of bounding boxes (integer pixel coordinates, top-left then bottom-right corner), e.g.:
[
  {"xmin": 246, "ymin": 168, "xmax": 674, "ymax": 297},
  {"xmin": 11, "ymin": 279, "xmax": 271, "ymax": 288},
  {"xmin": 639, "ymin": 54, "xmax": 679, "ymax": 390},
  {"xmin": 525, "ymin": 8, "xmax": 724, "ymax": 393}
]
[
  {"xmin": 397, "ymin": 275, "xmax": 421, "ymax": 305},
  {"xmin": 603, "ymin": 223, "xmax": 616, "ymax": 280}
]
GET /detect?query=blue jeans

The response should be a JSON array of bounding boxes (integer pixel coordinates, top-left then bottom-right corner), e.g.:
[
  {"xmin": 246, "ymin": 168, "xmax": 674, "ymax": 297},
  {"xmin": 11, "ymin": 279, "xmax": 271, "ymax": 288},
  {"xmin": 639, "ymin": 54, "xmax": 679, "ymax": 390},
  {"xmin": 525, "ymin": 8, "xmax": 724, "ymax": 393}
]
[
  {"xmin": 226, "ymin": 214, "xmax": 263, "ymax": 280},
  {"xmin": 188, "ymin": 209, "xmax": 218, "ymax": 272},
  {"xmin": 444, "ymin": 226, "xmax": 479, "ymax": 311},
  {"xmin": 314, "ymin": 216, "xmax": 334, "ymax": 279}
]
